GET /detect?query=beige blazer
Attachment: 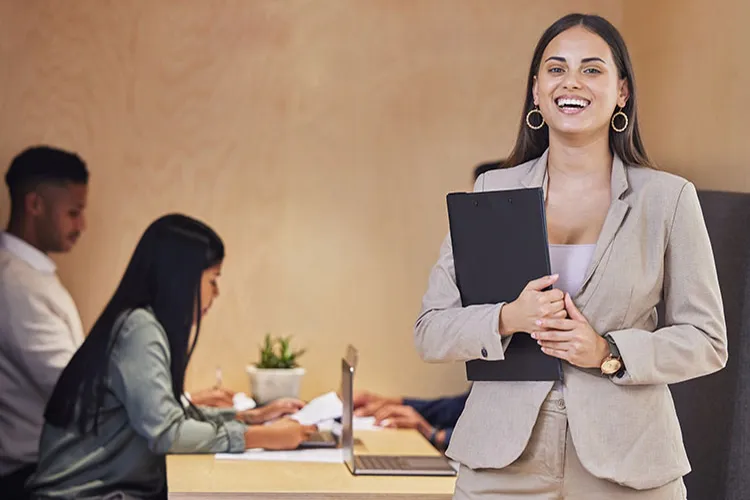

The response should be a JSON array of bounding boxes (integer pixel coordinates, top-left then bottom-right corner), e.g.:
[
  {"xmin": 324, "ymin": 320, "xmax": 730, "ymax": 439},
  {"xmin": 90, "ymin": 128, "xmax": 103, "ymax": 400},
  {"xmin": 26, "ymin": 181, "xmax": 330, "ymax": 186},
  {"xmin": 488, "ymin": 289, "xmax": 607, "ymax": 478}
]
[{"xmin": 414, "ymin": 149, "xmax": 727, "ymax": 490}]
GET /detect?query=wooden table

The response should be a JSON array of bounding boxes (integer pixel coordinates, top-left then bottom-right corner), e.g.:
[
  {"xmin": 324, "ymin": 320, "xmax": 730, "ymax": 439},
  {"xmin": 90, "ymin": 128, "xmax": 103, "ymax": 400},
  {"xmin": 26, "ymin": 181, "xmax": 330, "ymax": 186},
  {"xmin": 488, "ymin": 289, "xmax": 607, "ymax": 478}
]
[{"xmin": 167, "ymin": 429, "xmax": 457, "ymax": 499}]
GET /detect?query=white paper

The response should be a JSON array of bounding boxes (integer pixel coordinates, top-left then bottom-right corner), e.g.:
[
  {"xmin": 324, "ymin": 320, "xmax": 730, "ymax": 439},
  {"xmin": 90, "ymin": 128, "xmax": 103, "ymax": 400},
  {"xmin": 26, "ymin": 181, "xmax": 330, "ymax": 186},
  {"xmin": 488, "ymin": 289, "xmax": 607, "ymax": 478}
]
[
  {"xmin": 233, "ymin": 392, "xmax": 256, "ymax": 412},
  {"xmin": 289, "ymin": 391, "xmax": 342, "ymax": 425},
  {"xmin": 352, "ymin": 416, "xmax": 380, "ymax": 430},
  {"xmin": 317, "ymin": 416, "xmax": 382, "ymax": 436},
  {"xmin": 216, "ymin": 447, "xmax": 344, "ymax": 463}
]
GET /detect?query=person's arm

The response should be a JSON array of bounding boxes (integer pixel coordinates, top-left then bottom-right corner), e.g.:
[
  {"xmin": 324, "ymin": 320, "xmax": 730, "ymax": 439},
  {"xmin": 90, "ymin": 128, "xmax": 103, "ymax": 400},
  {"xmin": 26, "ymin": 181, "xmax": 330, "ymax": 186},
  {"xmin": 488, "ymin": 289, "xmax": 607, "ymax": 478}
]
[
  {"xmin": 414, "ymin": 234, "xmax": 510, "ymax": 363},
  {"xmin": 413, "ymin": 175, "xmax": 513, "ymax": 363},
  {"xmin": 109, "ymin": 313, "xmax": 247, "ymax": 454},
  {"xmin": 610, "ymin": 182, "xmax": 728, "ymax": 385},
  {"xmin": 180, "ymin": 393, "xmax": 237, "ymax": 423},
  {"xmin": 402, "ymin": 392, "xmax": 469, "ymax": 429},
  {"xmin": 428, "ymin": 427, "xmax": 453, "ymax": 451},
  {"xmin": 353, "ymin": 391, "xmax": 403, "ymax": 417},
  {"xmin": 441, "ymin": 427, "xmax": 454, "ymax": 448},
  {"xmin": 185, "ymin": 405, "xmax": 237, "ymax": 424},
  {"xmin": 370, "ymin": 403, "xmax": 456, "ymax": 452},
  {"xmin": 4, "ymin": 286, "xmax": 79, "ymax": 399},
  {"xmin": 184, "ymin": 387, "xmax": 236, "ymax": 408}
]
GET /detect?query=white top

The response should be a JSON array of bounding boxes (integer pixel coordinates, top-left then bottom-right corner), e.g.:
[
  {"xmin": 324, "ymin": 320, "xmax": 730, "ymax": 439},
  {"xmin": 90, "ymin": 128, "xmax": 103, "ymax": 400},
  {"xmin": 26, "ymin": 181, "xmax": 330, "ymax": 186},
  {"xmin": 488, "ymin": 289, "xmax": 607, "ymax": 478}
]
[
  {"xmin": 0, "ymin": 232, "xmax": 57, "ymax": 274},
  {"xmin": 548, "ymin": 244, "xmax": 596, "ymax": 390},
  {"xmin": 0, "ymin": 232, "xmax": 84, "ymax": 474},
  {"xmin": 549, "ymin": 244, "xmax": 596, "ymax": 297}
]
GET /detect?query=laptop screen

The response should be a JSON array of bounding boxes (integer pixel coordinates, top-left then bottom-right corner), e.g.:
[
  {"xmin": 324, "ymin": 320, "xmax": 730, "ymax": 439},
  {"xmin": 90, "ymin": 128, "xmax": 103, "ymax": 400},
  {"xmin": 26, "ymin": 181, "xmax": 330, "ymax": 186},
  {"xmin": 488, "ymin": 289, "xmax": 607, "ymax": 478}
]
[{"xmin": 340, "ymin": 356, "xmax": 356, "ymax": 471}]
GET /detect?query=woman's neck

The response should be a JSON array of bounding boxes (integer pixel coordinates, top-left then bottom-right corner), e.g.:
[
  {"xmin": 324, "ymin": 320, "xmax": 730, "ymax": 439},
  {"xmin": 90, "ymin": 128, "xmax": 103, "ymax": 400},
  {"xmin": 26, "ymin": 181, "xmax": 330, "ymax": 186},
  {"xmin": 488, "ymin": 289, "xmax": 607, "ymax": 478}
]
[{"xmin": 547, "ymin": 132, "xmax": 612, "ymax": 182}]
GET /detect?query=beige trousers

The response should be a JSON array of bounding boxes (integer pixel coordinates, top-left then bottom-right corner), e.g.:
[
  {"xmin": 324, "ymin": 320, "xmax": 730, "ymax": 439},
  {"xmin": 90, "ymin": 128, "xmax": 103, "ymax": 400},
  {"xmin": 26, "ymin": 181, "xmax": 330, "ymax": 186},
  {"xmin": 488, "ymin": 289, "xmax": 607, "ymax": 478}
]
[{"xmin": 453, "ymin": 391, "xmax": 687, "ymax": 500}]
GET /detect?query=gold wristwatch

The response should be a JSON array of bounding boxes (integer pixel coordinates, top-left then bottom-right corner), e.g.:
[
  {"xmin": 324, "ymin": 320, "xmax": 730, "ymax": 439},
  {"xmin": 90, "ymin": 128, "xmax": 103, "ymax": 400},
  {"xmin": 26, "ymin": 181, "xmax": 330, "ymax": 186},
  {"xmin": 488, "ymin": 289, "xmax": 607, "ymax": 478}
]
[{"xmin": 600, "ymin": 334, "xmax": 623, "ymax": 376}]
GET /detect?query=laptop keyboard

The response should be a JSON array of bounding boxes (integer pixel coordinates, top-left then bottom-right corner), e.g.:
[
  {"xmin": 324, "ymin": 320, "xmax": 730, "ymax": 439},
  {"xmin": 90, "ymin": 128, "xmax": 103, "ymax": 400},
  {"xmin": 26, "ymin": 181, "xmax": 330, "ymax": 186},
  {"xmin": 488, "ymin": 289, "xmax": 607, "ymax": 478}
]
[
  {"xmin": 306, "ymin": 431, "xmax": 336, "ymax": 444},
  {"xmin": 354, "ymin": 454, "xmax": 457, "ymax": 474},
  {"xmin": 355, "ymin": 455, "xmax": 404, "ymax": 470}
]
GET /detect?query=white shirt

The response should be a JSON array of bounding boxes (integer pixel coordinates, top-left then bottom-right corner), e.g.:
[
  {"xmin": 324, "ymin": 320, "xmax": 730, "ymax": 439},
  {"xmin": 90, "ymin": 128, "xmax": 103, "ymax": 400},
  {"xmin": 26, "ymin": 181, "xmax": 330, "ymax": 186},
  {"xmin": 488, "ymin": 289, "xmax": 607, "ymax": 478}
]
[
  {"xmin": 0, "ymin": 232, "xmax": 57, "ymax": 274},
  {"xmin": 0, "ymin": 232, "xmax": 84, "ymax": 474},
  {"xmin": 549, "ymin": 244, "xmax": 596, "ymax": 390},
  {"xmin": 549, "ymin": 244, "xmax": 597, "ymax": 297}
]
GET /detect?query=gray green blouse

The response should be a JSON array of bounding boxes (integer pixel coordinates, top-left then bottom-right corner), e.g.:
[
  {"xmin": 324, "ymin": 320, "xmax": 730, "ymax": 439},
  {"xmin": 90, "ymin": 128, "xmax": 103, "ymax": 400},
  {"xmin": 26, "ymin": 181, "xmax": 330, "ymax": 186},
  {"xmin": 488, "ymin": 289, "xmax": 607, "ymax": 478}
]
[{"xmin": 26, "ymin": 308, "xmax": 247, "ymax": 499}]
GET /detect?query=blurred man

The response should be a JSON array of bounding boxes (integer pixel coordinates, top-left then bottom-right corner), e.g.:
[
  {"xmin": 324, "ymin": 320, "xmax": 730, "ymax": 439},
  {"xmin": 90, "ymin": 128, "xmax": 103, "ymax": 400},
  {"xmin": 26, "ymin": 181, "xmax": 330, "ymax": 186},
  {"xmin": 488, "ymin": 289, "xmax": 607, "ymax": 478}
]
[{"xmin": 0, "ymin": 146, "xmax": 89, "ymax": 499}]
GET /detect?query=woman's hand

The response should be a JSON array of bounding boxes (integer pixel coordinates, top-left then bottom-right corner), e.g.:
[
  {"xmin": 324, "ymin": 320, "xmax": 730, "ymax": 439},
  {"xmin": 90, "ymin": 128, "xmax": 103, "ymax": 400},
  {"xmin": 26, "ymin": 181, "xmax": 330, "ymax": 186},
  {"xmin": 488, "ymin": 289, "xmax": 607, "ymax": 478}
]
[
  {"xmin": 353, "ymin": 390, "xmax": 403, "ymax": 417},
  {"xmin": 244, "ymin": 419, "xmax": 317, "ymax": 450},
  {"xmin": 188, "ymin": 387, "xmax": 236, "ymax": 407},
  {"xmin": 532, "ymin": 293, "xmax": 609, "ymax": 368},
  {"xmin": 237, "ymin": 398, "xmax": 305, "ymax": 424},
  {"xmin": 372, "ymin": 405, "xmax": 432, "ymax": 436},
  {"xmin": 499, "ymin": 274, "xmax": 567, "ymax": 336}
]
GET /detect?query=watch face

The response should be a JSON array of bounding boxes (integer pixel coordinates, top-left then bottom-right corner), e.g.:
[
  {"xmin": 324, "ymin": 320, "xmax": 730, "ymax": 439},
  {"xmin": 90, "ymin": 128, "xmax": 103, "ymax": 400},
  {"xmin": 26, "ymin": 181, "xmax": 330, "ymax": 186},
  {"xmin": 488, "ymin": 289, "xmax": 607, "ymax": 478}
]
[{"xmin": 602, "ymin": 358, "xmax": 622, "ymax": 375}]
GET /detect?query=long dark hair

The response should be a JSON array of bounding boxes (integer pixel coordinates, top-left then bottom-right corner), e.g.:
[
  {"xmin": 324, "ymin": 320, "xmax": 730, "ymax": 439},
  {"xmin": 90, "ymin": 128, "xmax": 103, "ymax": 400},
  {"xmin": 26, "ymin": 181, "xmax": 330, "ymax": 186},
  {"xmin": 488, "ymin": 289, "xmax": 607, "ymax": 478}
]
[
  {"xmin": 45, "ymin": 213, "xmax": 225, "ymax": 434},
  {"xmin": 505, "ymin": 13, "xmax": 653, "ymax": 169}
]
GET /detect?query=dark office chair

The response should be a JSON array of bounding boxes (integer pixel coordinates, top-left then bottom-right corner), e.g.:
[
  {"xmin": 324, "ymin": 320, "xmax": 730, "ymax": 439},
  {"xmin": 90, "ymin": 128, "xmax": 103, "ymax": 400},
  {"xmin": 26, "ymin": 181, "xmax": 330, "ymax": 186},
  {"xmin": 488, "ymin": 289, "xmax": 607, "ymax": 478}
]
[{"xmin": 665, "ymin": 190, "xmax": 750, "ymax": 500}]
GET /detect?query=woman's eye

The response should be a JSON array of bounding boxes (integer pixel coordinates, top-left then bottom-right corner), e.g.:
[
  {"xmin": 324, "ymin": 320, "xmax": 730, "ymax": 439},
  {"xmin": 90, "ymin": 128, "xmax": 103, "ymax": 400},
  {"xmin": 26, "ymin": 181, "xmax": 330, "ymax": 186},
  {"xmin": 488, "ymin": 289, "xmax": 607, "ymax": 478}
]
[{"xmin": 583, "ymin": 67, "xmax": 602, "ymax": 74}]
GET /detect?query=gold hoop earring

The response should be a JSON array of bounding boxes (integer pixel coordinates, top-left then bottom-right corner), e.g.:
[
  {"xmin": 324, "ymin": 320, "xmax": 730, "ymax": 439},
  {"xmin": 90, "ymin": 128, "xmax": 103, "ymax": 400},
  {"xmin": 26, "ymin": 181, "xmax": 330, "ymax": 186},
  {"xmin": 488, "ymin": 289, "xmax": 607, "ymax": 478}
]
[
  {"xmin": 611, "ymin": 107, "xmax": 628, "ymax": 133},
  {"xmin": 526, "ymin": 106, "xmax": 545, "ymax": 130}
]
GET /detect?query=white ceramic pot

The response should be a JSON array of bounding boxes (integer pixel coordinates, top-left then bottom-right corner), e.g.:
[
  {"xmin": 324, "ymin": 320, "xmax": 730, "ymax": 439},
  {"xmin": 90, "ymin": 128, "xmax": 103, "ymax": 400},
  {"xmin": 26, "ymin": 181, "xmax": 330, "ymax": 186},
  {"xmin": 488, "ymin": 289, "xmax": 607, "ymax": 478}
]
[{"xmin": 246, "ymin": 365, "xmax": 305, "ymax": 405}]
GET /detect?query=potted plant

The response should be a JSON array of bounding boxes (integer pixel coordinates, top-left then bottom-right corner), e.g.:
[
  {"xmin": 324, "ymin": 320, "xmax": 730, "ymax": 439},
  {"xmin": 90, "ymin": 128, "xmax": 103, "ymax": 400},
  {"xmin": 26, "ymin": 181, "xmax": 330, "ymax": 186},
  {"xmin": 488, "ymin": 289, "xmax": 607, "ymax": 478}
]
[{"xmin": 246, "ymin": 334, "xmax": 306, "ymax": 404}]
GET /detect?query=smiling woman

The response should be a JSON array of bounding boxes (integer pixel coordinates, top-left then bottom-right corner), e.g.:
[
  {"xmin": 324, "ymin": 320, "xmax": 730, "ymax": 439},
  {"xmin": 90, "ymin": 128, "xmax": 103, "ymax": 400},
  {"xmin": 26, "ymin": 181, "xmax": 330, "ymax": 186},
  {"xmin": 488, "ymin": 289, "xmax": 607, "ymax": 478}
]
[
  {"xmin": 414, "ymin": 12, "xmax": 727, "ymax": 500},
  {"xmin": 507, "ymin": 14, "xmax": 653, "ymax": 171}
]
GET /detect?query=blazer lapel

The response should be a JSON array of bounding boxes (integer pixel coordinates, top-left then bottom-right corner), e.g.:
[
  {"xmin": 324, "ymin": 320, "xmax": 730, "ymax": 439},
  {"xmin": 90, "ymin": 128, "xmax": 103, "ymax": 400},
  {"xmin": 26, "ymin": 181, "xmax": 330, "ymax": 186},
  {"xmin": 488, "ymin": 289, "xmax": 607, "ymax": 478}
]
[
  {"xmin": 578, "ymin": 155, "xmax": 631, "ymax": 300},
  {"xmin": 520, "ymin": 149, "xmax": 550, "ymax": 193},
  {"xmin": 519, "ymin": 149, "xmax": 631, "ymax": 303}
]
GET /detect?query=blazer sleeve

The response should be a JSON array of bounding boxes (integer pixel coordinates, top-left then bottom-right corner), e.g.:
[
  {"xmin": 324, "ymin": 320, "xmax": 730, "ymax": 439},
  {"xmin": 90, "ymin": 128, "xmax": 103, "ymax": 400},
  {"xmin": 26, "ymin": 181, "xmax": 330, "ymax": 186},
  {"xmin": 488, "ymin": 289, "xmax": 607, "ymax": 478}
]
[
  {"xmin": 610, "ymin": 182, "xmax": 728, "ymax": 386},
  {"xmin": 413, "ymin": 174, "xmax": 512, "ymax": 363},
  {"xmin": 185, "ymin": 405, "xmax": 238, "ymax": 425},
  {"xmin": 110, "ymin": 313, "xmax": 248, "ymax": 454}
]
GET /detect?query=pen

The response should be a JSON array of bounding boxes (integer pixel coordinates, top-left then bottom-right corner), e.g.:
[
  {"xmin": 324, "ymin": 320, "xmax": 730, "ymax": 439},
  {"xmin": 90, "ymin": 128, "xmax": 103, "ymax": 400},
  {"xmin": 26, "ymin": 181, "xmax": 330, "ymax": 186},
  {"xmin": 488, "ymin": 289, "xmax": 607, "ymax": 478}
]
[{"xmin": 215, "ymin": 366, "xmax": 222, "ymax": 389}]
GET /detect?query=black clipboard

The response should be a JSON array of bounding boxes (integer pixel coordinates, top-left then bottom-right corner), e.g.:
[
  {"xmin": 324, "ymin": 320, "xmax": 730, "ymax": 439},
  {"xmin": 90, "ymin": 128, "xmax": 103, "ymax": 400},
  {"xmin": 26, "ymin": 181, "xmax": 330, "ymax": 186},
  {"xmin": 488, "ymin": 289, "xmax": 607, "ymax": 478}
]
[{"xmin": 446, "ymin": 187, "xmax": 562, "ymax": 381}]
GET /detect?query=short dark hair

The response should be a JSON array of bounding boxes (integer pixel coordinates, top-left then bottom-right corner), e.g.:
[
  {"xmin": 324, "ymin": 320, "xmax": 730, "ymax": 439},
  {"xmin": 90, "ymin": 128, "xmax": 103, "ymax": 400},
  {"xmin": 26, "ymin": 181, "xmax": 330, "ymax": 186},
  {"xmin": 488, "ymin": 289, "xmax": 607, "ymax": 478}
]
[{"xmin": 5, "ymin": 145, "xmax": 89, "ymax": 212}]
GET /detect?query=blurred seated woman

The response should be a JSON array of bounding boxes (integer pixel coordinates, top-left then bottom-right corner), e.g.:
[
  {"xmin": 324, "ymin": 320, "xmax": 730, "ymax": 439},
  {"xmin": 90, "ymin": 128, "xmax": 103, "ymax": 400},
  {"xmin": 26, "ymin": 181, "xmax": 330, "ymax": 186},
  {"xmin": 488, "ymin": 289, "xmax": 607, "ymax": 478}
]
[{"xmin": 27, "ymin": 214, "xmax": 316, "ymax": 499}]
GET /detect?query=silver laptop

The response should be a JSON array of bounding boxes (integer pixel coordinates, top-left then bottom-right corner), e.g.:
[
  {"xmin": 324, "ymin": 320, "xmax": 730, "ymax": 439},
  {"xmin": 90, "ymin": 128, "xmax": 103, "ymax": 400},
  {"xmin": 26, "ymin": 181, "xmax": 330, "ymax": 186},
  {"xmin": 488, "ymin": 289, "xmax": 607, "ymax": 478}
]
[
  {"xmin": 299, "ymin": 346, "xmax": 360, "ymax": 449},
  {"xmin": 299, "ymin": 345, "xmax": 359, "ymax": 448},
  {"xmin": 340, "ymin": 348, "xmax": 457, "ymax": 476}
]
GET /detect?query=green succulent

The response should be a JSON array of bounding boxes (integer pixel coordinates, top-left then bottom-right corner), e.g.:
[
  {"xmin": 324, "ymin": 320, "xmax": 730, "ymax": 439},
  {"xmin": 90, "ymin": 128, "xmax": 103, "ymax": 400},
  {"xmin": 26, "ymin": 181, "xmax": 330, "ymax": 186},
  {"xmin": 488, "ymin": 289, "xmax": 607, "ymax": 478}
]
[{"xmin": 257, "ymin": 333, "xmax": 306, "ymax": 369}]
